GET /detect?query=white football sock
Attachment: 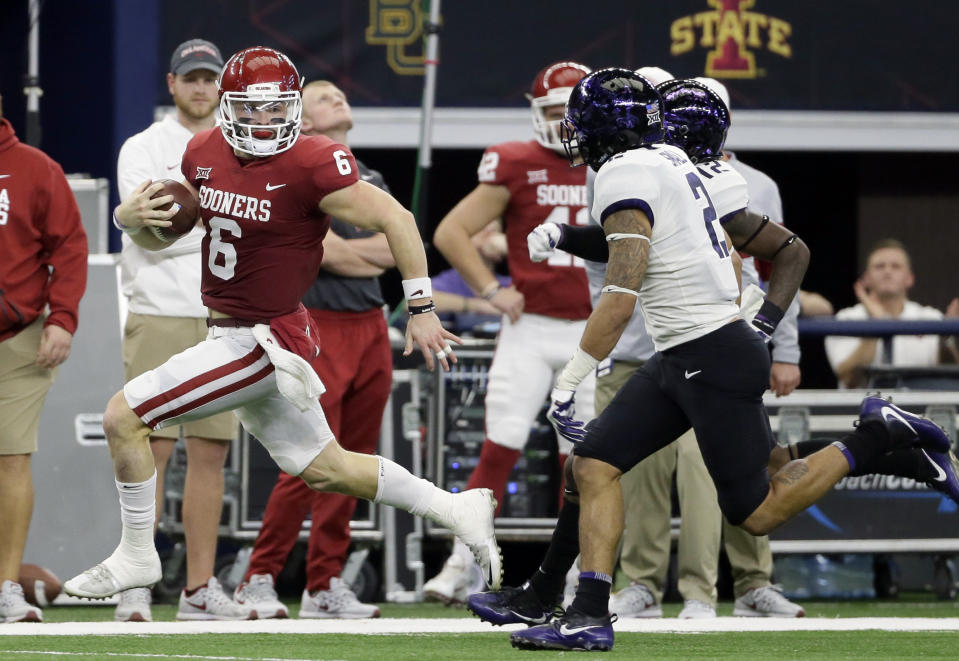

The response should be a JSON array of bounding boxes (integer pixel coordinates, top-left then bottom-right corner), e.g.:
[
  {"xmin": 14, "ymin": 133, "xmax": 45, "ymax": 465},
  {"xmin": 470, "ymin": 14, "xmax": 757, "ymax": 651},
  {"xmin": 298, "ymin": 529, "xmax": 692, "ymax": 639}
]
[
  {"xmin": 373, "ymin": 456, "xmax": 453, "ymax": 524},
  {"xmin": 116, "ymin": 471, "xmax": 156, "ymax": 552}
]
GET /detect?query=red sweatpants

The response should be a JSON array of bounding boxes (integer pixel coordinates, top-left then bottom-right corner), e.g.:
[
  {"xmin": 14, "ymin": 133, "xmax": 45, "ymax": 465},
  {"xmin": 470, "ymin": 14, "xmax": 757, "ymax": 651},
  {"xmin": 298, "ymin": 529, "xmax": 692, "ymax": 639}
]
[{"xmin": 246, "ymin": 307, "xmax": 393, "ymax": 592}]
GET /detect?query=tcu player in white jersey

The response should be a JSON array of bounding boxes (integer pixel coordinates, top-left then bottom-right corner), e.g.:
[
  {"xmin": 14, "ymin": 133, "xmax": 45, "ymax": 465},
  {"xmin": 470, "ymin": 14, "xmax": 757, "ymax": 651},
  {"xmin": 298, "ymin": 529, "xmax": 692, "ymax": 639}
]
[
  {"xmin": 509, "ymin": 69, "xmax": 953, "ymax": 652},
  {"xmin": 524, "ymin": 78, "xmax": 803, "ymax": 619}
]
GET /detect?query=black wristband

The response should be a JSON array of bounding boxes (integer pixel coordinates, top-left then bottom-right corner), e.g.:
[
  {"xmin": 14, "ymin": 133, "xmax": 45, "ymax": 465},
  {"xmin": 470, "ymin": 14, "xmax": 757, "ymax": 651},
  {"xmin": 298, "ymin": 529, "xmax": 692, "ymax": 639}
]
[
  {"xmin": 408, "ymin": 302, "xmax": 436, "ymax": 316},
  {"xmin": 752, "ymin": 299, "xmax": 785, "ymax": 336},
  {"xmin": 557, "ymin": 224, "xmax": 609, "ymax": 262}
]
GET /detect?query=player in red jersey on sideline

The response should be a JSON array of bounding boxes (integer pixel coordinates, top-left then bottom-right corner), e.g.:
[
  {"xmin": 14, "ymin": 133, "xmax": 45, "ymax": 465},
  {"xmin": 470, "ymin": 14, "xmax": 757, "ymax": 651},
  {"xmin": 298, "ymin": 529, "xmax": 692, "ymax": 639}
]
[
  {"xmin": 64, "ymin": 46, "xmax": 502, "ymax": 605},
  {"xmin": 426, "ymin": 62, "xmax": 593, "ymax": 603}
]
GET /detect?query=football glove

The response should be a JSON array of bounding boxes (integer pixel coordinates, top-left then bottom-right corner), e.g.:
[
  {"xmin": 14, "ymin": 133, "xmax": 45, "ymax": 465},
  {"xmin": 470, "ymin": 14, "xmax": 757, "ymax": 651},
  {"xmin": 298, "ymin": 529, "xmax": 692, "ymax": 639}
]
[
  {"xmin": 527, "ymin": 223, "xmax": 562, "ymax": 263},
  {"xmin": 548, "ymin": 388, "xmax": 588, "ymax": 443}
]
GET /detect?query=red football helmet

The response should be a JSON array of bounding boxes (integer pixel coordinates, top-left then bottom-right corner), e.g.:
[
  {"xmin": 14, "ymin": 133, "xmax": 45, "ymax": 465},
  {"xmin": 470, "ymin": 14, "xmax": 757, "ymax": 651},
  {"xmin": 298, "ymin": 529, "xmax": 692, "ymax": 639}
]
[
  {"xmin": 527, "ymin": 61, "xmax": 591, "ymax": 151},
  {"xmin": 218, "ymin": 46, "xmax": 303, "ymax": 156}
]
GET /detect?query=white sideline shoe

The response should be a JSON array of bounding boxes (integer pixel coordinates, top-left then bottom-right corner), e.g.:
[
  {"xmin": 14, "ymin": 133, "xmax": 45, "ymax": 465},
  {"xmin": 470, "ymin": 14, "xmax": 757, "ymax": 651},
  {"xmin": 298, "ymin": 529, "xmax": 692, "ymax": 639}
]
[
  {"xmin": 424, "ymin": 553, "xmax": 485, "ymax": 605},
  {"xmin": 177, "ymin": 577, "xmax": 256, "ymax": 621},
  {"xmin": 64, "ymin": 549, "xmax": 162, "ymax": 599},
  {"xmin": 734, "ymin": 585, "xmax": 805, "ymax": 617},
  {"xmin": 609, "ymin": 583, "xmax": 663, "ymax": 618},
  {"xmin": 234, "ymin": 574, "xmax": 288, "ymax": 619},
  {"xmin": 114, "ymin": 587, "xmax": 152, "ymax": 622},
  {"xmin": 445, "ymin": 488, "xmax": 502, "ymax": 590},
  {"xmin": 299, "ymin": 577, "xmax": 380, "ymax": 619},
  {"xmin": 0, "ymin": 581, "xmax": 42, "ymax": 623},
  {"xmin": 678, "ymin": 599, "xmax": 716, "ymax": 619}
]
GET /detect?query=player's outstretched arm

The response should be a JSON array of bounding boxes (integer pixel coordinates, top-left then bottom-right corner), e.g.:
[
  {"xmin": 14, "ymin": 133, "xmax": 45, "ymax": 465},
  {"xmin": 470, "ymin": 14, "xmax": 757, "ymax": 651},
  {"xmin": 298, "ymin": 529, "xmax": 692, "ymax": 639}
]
[
  {"xmin": 724, "ymin": 210, "xmax": 810, "ymax": 315},
  {"xmin": 112, "ymin": 180, "xmax": 181, "ymax": 251}
]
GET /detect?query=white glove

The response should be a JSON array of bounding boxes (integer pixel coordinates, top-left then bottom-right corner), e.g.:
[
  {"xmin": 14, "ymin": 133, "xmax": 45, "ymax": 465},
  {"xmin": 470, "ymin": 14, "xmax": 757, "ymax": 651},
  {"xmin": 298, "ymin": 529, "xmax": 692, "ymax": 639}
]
[{"xmin": 527, "ymin": 223, "xmax": 562, "ymax": 262}]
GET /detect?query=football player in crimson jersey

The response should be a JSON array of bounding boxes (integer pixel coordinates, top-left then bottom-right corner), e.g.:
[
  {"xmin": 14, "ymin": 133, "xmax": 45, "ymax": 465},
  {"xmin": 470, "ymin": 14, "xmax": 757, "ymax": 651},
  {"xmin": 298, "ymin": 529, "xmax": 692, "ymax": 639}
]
[
  {"xmin": 64, "ymin": 46, "xmax": 502, "ymax": 602},
  {"xmin": 426, "ymin": 62, "xmax": 594, "ymax": 604}
]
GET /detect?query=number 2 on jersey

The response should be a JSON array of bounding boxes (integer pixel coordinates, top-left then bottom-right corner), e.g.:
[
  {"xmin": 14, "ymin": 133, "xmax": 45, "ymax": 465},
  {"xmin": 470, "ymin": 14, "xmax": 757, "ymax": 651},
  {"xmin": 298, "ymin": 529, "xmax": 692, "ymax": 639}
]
[{"xmin": 685, "ymin": 172, "xmax": 729, "ymax": 259}]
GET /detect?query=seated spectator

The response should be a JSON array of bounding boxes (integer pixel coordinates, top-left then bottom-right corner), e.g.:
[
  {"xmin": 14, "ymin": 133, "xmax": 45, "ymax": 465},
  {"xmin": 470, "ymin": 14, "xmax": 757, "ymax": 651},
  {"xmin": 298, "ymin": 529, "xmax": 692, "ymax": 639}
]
[{"xmin": 825, "ymin": 239, "xmax": 959, "ymax": 388}]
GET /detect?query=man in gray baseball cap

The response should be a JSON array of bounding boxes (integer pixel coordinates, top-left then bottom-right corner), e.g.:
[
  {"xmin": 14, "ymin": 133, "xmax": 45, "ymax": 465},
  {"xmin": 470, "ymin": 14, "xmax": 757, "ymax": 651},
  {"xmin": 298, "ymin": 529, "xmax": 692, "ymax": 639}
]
[{"xmin": 170, "ymin": 38, "xmax": 224, "ymax": 76}]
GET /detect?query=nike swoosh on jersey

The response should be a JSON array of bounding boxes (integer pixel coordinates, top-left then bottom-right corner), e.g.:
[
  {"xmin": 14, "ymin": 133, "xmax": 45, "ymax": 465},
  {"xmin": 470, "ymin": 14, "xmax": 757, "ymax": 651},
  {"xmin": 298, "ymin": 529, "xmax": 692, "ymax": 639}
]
[
  {"xmin": 265, "ymin": 183, "xmax": 286, "ymax": 191},
  {"xmin": 684, "ymin": 370, "xmax": 702, "ymax": 379},
  {"xmin": 167, "ymin": 163, "xmax": 179, "ymax": 170},
  {"xmin": 921, "ymin": 450, "xmax": 948, "ymax": 482},
  {"xmin": 880, "ymin": 406, "xmax": 917, "ymax": 435}
]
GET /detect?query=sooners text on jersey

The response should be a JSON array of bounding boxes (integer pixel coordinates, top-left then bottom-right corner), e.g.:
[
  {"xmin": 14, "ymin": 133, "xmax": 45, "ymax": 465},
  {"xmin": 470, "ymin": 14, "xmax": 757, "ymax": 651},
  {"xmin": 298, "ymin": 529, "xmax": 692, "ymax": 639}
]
[
  {"xmin": 181, "ymin": 129, "xmax": 359, "ymax": 320},
  {"xmin": 478, "ymin": 140, "xmax": 591, "ymax": 320}
]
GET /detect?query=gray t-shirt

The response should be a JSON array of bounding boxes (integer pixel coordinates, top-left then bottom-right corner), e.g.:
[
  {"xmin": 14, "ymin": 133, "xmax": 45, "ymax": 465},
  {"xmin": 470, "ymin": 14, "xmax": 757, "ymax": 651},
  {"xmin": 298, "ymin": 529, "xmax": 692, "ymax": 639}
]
[{"xmin": 301, "ymin": 159, "xmax": 388, "ymax": 312}]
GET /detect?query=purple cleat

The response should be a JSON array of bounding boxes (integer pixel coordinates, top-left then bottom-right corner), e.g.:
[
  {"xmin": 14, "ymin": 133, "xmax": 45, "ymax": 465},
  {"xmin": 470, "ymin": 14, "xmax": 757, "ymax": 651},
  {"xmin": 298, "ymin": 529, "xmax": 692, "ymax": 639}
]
[
  {"xmin": 921, "ymin": 447, "xmax": 959, "ymax": 505},
  {"xmin": 509, "ymin": 607, "xmax": 615, "ymax": 652},
  {"xmin": 467, "ymin": 582, "xmax": 556, "ymax": 627},
  {"xmin": 858, "ymin": 396, "xmax": 951, "ymax": 453}
]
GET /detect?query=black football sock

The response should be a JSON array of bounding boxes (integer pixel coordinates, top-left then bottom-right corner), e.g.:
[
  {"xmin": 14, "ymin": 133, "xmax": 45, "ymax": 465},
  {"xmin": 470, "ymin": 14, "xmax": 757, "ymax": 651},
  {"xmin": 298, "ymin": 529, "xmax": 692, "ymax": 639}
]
[
  {"xmin": 831, "ymin": 420, "xmax": 900, "ymax": 474},
  {"xmin": 570, "ymin": 572, "xmax": 612, "ymax": 618},
  {"xmin": 793, "ymin": 437, "xmax": 936, "ymax": 481},
  {"xmin": 529, "ymin": 499, "xmax": 579, "ymax": 605}
]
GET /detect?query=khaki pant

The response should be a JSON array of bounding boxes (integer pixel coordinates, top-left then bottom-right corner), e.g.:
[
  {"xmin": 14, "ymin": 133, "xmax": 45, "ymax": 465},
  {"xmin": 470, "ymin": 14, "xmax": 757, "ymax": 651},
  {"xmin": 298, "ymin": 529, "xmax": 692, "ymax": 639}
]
[
  {"xmin": 597, "ymin": 360, "xmax": 773, "ymax": 603},
  {"xmin": 0, "ymin": 318, "xmax": 56, "ymax": 454},
  {"xmin": 123, "ymin": 313, "xmax": 236, "ymax": 441}
]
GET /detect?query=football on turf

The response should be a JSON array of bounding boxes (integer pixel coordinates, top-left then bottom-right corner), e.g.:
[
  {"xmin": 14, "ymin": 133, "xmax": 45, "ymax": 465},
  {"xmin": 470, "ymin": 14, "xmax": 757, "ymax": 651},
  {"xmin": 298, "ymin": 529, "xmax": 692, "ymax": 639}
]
[
  {"xmin": 149, "ymin": 178, "xmax": 200, "ymax": 241},
  {"xmin": 18, "ymin": 563, "xmax": 62, "ymax": 607}
]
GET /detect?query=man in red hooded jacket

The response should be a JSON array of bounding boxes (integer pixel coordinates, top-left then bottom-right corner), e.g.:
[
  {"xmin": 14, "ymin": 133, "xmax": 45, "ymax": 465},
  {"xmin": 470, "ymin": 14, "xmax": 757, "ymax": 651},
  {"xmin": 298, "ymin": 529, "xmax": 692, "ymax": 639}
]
[{"xmin": 0, "ymin": 95, "xmax": 88, "ymax": 623}]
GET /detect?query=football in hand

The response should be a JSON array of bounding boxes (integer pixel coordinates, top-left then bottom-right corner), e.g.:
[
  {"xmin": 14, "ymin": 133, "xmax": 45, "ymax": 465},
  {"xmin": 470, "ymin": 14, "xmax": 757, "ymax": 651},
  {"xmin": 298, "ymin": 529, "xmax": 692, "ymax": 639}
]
[
  {"xmin": 18, "ymin": 563, "xmax": 62, "ymax": 607},
  {"xmin": 149, "ymin": 178, "xmax": 200, "ymax": 242}
]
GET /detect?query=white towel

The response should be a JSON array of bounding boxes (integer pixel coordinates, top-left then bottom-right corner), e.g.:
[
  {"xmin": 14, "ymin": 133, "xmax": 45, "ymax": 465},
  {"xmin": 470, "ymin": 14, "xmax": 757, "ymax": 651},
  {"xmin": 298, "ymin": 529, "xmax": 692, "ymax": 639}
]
[
  {"xmin": 252, "ymin": 324, "xmax": 326, "ymax": 412},
  {"xmin": 739, "ymin": 283, "xmax": 766, "ymax": 325}
]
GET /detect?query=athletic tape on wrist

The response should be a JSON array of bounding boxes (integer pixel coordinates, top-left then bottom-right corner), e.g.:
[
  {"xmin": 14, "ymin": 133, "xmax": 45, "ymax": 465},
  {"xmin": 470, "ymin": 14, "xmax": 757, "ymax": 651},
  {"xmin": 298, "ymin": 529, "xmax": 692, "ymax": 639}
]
[{"xmin": 555, "ymin": 347, "xmax": 600, "ymax": 392}]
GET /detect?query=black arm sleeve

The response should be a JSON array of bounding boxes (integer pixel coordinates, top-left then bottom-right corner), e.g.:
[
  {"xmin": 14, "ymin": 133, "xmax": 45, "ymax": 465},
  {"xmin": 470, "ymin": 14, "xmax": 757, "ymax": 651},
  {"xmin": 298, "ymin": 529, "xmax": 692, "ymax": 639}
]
[{"xmin": 557, "ymin": 224, "xmax": 609, "ymax": 262}]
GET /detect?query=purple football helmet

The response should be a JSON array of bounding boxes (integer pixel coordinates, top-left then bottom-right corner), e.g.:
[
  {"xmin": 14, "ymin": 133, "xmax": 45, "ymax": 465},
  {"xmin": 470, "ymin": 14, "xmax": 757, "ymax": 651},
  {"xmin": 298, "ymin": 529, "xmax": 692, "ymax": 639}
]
[
  {"xmin": 560, "ymin": 67, "xmax": 665, "ymax": 171},
  {"xmin": 657, "ymin": 78, "xmax": 730, "ymax": 164}
]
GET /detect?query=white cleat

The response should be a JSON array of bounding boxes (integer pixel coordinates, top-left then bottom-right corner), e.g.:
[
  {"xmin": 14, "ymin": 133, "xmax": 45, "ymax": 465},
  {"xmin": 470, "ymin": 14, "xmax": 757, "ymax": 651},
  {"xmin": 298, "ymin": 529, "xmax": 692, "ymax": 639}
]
[
  {"xmin": 64, "ymin": 551, "xmax": 162, "ymax": 600},
  {"xmin": 446, "ymin": 488, "xmax": 502, "ymax": 590}
]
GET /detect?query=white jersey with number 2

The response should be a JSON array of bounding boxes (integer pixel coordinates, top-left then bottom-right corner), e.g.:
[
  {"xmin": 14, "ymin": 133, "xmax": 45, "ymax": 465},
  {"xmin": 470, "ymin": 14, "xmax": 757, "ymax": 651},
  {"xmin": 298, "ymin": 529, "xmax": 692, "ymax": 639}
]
[{"xmin": 591, "ymin": 143, "xmax": 745, "ymax": 351}]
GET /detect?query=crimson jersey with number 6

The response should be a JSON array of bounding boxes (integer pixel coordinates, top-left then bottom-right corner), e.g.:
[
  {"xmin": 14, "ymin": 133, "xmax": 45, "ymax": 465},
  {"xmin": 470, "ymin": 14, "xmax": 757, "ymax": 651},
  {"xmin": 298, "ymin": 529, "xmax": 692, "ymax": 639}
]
[
  {"xmin": 181, "ymin": 129, "xmax": 359, "ymax": 319},
  {"xmin": 478, "ymin": 140, "xmax": 590, "ymax": 319}
]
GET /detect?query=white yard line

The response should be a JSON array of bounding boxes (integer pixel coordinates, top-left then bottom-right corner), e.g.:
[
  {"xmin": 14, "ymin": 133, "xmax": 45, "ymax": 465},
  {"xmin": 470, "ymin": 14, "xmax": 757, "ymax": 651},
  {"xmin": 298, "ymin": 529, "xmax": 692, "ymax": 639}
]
[
  {"xmin": 3, "ymin": 617, "xmax": 959, "ymax": 636},
  {"xmin": 0, "ymin": 653, "xmax": 343, "ymax": 661}
]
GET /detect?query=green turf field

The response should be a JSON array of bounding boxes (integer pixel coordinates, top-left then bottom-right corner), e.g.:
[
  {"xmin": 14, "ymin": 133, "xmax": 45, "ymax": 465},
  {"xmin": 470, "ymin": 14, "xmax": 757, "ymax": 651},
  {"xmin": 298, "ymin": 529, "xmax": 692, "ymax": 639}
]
[
  {"xmin": 2, "ymin": 596, "xmax": 958, "ymax": 660},
  {"xmin": 0, "ymin": 631, "xmax": 958, "ymax": 661}
]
